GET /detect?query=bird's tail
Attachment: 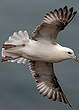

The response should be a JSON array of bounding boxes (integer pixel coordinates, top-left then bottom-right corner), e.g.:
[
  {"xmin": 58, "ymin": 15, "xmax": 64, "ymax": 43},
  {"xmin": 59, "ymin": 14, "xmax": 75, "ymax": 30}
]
[{"xmin": 1, "ymin": 31, "xmax": 30, "ymax": 64}]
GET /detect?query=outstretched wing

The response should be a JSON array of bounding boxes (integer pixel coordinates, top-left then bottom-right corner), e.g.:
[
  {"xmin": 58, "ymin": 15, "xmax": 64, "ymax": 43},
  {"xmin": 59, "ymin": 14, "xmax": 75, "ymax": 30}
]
[
  {"xmin": 32, "ymin": 6, "xmax": 77, "ymax": 42},
  {"xmin": 29, "ymin": 61, "xmax": 72, "ymax": 107}
]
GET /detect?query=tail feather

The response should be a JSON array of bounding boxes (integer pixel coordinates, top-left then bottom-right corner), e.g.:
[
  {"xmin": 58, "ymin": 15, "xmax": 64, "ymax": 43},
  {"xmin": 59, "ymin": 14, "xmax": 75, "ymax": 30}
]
[
  {"xmin": 1, "ymin": 56, "xmax": 21, "ymax": 62},
  {"xmin": 2, "ymin": 44, "xmax": 16, "ymax": 50},
  {"xmin": 5, "ymin": 30, "xmax": 29, "ymax": 45},
  {"xmin": 10, "ymin": 57, "xmax": 27, "ymax": 64},
  {"xmin": 1, "ymin": 30, "xmax": 29, "ymax": 64}
]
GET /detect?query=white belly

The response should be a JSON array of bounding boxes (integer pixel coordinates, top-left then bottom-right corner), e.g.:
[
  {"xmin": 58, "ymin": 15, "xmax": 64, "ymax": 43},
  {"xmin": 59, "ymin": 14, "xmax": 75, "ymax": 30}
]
[{"xmin": 21, "ymin": 40, "xmax": 63, "ymax": 62}]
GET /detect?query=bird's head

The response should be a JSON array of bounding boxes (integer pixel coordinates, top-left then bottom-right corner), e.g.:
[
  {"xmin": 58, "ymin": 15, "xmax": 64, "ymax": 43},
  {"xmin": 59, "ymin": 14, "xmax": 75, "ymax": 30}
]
[{"xmin": 62, "ymin": 47, "xmax": 78, "ymax": 62}]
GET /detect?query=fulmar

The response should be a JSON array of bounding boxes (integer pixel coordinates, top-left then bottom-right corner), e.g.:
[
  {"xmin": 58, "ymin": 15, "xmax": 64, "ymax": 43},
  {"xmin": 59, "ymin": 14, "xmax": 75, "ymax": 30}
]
[{"xmin": 1, "ymin": 6, "xmax": 78, "ymax": 107}]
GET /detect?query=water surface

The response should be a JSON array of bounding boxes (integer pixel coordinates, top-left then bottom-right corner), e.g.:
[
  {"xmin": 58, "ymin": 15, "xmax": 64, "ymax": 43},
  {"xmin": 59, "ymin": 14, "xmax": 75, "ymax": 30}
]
[{"xmin": 0, "ymin": 0, "xmax": 79, "ymax": 110}]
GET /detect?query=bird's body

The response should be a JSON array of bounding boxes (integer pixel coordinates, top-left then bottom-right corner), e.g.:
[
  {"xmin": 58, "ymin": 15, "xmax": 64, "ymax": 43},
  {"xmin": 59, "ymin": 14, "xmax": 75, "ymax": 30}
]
[
  {"xmin": 4, "ymin": 39, "xmax": 73, "ymax": 63},
  {"xmin": 1, "ymin": 6, "xmax": 78, "ymax": 107}
]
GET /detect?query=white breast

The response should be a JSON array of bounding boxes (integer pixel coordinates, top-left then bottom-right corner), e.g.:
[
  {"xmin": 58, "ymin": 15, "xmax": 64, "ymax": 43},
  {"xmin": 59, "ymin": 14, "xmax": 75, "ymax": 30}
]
[{"xmin": 21, "ymin": 40, "xmax": 64, "ymax": 62}]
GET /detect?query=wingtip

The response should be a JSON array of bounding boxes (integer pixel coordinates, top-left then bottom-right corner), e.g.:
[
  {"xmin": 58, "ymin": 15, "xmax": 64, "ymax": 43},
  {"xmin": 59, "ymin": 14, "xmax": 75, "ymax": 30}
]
[
  {"xmin": 73, "ymin": 11, "xmax": 77, "ymax": 15},
  {"xmin": 69, "ymin": 7, "xmax": 73, "ymax": 12},
  {"xmin": 64, "ymin": 5, "xmax": 68, "ymax": 9},
  {"xmin": 69, "ymin": 103, "xmax": 72, "ymax": 108},
  {"xmin": 65, "ymin": 97, "xmax": 72, "ymax": 108}
]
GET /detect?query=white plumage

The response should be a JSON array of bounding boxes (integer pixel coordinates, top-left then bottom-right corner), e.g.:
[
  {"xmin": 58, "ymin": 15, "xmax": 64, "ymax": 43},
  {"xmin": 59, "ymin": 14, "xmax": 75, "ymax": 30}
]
[{"xmin": 1, "ymin": 6, "xmax": 78, "ymax": 107}]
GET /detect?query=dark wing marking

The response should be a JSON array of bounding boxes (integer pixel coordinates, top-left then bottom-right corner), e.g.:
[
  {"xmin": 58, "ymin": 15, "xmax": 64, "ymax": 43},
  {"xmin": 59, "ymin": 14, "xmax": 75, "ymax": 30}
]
[
  {"xmin": 29, "ymin": 61, "xmax": 72, "ymax": 107},
  {"xmin": 32, "ymin": 6, "xmax": 77, "ymax": 42}
]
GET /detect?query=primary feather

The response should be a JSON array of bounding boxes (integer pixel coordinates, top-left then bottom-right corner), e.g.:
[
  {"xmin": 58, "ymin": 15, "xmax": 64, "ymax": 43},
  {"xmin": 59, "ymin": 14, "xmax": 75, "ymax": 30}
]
[{"xmin": 32, "ymin": 6, "xmax": 77, "ymax": 42}]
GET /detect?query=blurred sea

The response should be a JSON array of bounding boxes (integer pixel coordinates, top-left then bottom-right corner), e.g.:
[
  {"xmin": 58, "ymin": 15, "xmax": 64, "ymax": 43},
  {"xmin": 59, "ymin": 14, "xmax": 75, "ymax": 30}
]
[{"xmin": 0, "ymin": 0, "xmax": 79, "ymax": 110}]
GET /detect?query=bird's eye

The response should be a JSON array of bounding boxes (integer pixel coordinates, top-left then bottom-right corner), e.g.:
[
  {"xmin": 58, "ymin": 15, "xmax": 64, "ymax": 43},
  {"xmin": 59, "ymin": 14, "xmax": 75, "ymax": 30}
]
[{"xmin": 68, "ymin": 52, "xmax": 72, "ymax": 54}]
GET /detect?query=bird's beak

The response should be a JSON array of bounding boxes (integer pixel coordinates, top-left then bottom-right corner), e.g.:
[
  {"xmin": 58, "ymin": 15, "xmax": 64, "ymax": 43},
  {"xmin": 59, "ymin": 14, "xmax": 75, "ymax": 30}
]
[{"xmin": 73, "ymin": 56, "xmax": 79, "ymax": 63}]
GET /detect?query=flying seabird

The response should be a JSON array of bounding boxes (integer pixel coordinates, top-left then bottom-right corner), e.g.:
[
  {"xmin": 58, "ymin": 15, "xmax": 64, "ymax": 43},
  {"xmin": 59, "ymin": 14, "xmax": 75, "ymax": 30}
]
[{"xmin": 1, "ymin": 6, "xmax": 78, "ymax": 107}]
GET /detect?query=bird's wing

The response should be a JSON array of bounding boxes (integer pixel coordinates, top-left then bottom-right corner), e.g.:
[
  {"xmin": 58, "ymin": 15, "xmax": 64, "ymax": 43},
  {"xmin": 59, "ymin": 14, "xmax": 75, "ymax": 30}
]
[
  {"xmin": 32, "ymin": 6, "xmax": 77, "ymax": 43},
  {"xmin": 29, "ymin": 61, "xmax": 72, "ymax": 107}
]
